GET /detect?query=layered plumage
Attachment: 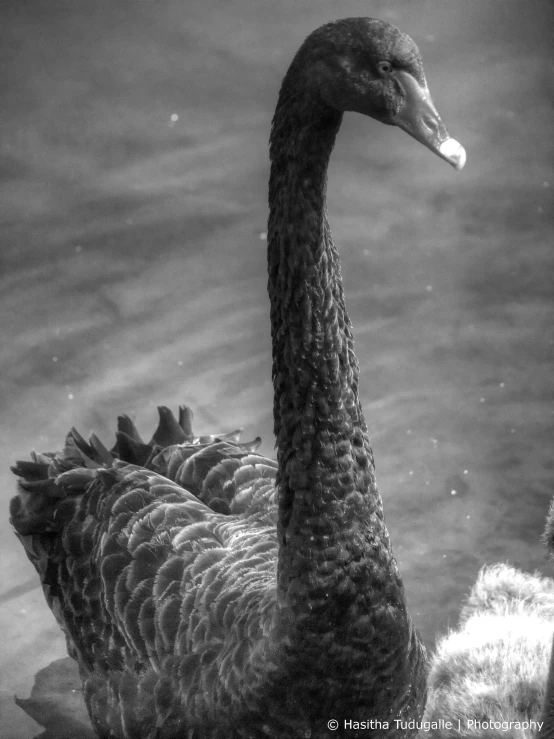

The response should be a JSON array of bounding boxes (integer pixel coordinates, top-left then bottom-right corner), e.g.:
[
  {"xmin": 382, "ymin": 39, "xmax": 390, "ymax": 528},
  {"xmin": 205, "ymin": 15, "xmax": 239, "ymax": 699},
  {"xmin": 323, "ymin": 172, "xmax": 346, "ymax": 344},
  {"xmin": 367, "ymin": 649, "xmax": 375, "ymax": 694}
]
[
  {"xmin": 11, "ymin": 17, "xmax": 466, "ymax": 739},
  {"xmin": 12, "ymin": 409, "xmax": 282, "ymax": 738}
]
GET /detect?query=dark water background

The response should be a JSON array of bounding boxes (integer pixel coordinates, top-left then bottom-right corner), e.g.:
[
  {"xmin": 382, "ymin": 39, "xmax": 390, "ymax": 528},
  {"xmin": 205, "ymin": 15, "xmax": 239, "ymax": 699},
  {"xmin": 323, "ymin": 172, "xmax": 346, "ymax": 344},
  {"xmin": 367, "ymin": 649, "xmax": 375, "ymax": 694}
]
[{"xmin": 1, "ymin": 0, "xmax": 552, "ymax": 735}]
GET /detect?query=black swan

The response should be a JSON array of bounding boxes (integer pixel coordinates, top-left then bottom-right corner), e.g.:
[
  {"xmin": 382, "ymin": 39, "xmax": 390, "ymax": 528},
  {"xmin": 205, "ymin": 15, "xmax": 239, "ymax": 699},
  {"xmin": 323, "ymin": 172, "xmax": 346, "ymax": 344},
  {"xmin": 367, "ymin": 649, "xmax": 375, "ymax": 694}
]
[{"xmin": 10, "ymin": 18, "xmax": 465, "ymax": 739}]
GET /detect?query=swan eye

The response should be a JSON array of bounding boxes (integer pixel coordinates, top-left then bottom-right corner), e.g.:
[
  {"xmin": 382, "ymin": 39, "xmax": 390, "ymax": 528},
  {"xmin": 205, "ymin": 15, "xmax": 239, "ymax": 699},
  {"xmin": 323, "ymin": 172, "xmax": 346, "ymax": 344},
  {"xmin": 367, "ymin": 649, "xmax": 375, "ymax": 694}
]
[{"xmin": 378, "ymin": 61, "xmax": 393, "ymax": 76}]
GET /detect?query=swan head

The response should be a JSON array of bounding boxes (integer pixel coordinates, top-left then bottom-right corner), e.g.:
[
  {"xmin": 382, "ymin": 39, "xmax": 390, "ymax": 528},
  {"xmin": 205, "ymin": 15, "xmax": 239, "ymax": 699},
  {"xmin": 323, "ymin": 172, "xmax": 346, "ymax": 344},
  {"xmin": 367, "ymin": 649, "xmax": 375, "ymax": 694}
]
[{"xmin": 298, "ymin": 18, "xmax": 466, "ymax": 171}]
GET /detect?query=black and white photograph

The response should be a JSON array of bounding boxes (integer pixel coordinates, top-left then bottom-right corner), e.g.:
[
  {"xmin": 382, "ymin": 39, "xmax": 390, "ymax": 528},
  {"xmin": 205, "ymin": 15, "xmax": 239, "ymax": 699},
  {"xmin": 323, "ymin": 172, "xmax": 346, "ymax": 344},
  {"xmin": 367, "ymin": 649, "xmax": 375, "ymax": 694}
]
[{"xmin": 1, "ymin": 1, "xmax": 552, "ymax": 737}]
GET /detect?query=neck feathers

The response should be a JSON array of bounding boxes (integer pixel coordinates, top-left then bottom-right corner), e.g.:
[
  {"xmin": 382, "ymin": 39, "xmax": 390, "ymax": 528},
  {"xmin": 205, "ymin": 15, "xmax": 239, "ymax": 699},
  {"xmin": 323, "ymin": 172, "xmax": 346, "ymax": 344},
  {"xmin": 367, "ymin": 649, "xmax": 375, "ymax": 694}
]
[
  {"xmin": 265, "ymin": 72, "xmax": 426, "ymax": 714},
  {"xmin": 267, "ymin": 81, "xmax": 385, "ymax": 561}
]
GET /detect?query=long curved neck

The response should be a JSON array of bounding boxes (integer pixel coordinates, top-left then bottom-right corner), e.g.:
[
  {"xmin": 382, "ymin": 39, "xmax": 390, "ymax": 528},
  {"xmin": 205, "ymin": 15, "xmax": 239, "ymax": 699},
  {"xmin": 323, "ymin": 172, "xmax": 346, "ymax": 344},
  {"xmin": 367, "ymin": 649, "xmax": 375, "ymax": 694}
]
[
  {"xmin": 265, "ymin": 80, "xmax": 427, "ymax": 718},
  {"xmin": 268, "ymin": 81, "xmax": 401, "ymax": 610},
  {"xmin": 269, "ymin": 99, "xmax": 371, "ymax": 512}
]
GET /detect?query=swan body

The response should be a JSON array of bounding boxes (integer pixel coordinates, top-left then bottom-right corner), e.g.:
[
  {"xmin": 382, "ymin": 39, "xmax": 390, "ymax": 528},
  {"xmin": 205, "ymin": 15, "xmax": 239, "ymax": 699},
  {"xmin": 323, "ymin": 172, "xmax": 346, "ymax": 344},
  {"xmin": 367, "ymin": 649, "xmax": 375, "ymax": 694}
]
[{"xmin": 11, "ymin": 18, "xmax": 465, "ymax": 739}]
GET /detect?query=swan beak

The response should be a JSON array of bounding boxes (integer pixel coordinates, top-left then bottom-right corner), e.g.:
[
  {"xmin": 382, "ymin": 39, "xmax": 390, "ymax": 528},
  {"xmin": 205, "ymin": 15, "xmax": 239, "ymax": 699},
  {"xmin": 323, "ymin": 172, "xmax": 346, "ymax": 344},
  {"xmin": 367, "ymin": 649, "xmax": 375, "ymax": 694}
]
[{"xmin": 392, "ymin": 70, "xmax": 466, "ymax": 171}]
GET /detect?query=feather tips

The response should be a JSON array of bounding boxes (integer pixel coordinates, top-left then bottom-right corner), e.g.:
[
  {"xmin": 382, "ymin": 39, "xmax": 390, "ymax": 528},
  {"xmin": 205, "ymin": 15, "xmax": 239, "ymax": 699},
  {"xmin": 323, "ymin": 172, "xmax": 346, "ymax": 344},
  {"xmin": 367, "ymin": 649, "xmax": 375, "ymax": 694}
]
[{"xmin": 10, "ymin": 404, "xmax": 281, "ymax": 737}]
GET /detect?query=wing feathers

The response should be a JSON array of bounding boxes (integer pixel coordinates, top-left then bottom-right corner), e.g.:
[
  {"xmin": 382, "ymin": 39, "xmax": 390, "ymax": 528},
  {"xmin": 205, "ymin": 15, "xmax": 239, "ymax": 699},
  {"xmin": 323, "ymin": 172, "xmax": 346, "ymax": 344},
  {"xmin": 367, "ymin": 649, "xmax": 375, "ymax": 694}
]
[{"xmin": 10, "ymin": 404, "xmax": 279, "ymax": 736}]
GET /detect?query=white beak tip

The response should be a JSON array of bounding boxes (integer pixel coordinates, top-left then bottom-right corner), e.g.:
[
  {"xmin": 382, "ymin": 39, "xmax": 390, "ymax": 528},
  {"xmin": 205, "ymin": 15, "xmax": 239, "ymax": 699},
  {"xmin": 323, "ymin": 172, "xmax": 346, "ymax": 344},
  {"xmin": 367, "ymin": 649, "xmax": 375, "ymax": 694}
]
[{"xmin": 439, "ymin": 138, "xmax": 466, "ymax": 171}]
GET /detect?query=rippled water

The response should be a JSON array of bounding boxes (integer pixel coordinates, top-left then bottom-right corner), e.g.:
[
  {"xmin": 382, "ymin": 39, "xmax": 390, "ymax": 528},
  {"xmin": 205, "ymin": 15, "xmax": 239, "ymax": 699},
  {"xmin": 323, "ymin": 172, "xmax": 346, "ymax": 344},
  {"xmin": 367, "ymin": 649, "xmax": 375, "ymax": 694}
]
[{"xmin": 1, "ymin": 0, "xmax": 552, "ymax": 735}]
